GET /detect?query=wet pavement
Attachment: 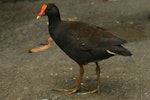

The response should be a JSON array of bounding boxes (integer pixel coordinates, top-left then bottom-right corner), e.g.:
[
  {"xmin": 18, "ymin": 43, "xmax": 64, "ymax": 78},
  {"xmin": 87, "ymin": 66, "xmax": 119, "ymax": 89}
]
[{"xmin": 0, "ymin": 0, "xmax": 150, "ymax": 100}]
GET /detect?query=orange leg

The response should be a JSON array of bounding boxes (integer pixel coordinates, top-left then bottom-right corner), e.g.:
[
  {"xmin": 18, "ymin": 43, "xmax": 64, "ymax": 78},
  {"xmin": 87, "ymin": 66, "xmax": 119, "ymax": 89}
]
[
  {"xmin": 79, "ymin": 62, "xmax": 100, "ymax": 94},
  {"xmin": 74, "ymin": 66, "xmax": 84, "ymax": 89},
  {"xmin": 53, "ymin": 64, "xmax": 101, "ymax": 95},
  {"xmin": 53, "ymin": 66, "xmax": 84, "ymax": 95}
]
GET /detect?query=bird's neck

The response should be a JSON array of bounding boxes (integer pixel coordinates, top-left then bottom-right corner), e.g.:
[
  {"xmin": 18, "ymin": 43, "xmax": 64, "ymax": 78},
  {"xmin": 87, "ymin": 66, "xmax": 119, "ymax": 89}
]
[
  {"xmin": 48, "ymin": 15, "xmax": 61, "ymax": 37},
  {"xmin": 47, "ymin": 11, "xmax": 61, "ymax": 24},
  {"xmin": 48, "ymin": 14, "xmax": 61, "ymax": 31}
]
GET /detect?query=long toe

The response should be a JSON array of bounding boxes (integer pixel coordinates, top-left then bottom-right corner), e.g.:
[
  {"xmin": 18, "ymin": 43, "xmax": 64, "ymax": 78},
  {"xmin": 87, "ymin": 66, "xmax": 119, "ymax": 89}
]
[
  {"xmin": 64, "ymin": 88, "xmax": 79, "ymax": 95},
  {"xmin": 52, "ymin": 88, "xmax": 74, "ymax": 92},
  {"xmin": 52, "ymin": 87, "xmax": 80, "ymax": 95},
  {"xmin": 78, "ymin": 89, "xmax": 98, "ymax": 95}
]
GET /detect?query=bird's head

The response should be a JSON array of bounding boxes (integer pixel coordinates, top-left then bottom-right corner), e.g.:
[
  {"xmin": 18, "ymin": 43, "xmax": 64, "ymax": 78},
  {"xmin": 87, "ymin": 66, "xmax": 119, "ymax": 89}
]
[{"xmin": 36, "ymin": 3, "xmax": 60, "ymax": 20}]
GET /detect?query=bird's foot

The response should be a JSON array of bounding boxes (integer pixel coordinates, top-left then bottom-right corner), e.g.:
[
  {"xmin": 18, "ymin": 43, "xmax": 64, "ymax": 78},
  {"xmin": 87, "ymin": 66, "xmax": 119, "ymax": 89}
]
[
  {"xmin": 78, "ymin": 89, "xmax": 98, "ymax": 95},
  {"xmin": 52, "ymin": 85, "xmax": 100, "ymax": 95},
  {"xmin": 78, "ymin": 85, "xmax": 99, "ymax": 94},
  {"xmin": 52, "ymin": 87, "xmax": 80, "ymax": 95}
]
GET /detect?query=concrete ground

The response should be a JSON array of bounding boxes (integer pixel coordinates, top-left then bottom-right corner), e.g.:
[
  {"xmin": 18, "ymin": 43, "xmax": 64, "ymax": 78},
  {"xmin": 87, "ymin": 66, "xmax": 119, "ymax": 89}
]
[{"xmin": 0, "ymin": 0, "xmax": 150, "ymax": 100}]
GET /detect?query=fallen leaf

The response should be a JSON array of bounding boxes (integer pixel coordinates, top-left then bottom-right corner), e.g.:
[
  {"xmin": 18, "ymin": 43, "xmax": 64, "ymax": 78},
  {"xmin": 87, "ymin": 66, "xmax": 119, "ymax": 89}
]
[{"xmin": 28, "ymin": 43, "xmax": 51, "ymax": 53}]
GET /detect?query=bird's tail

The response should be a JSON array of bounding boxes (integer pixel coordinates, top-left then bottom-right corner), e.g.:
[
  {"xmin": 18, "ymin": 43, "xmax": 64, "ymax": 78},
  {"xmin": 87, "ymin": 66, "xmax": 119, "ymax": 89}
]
[
  {"xmin": 118, "ymin": 48, "xmax": 132, "ymax": 56},
  {"xmin": 107, "ymin": 45, "xmax": 132, "ymax": 56},
  {"xmin": 115, "ymin": 45, "xmax": 132, "ymax": 56}
]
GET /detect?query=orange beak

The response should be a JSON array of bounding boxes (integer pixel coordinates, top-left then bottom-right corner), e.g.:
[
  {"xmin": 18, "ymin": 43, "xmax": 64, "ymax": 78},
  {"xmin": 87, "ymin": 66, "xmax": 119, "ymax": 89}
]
[{"xmin": 36, "ymin": 4, "xmax": 47, "ymax": 19}]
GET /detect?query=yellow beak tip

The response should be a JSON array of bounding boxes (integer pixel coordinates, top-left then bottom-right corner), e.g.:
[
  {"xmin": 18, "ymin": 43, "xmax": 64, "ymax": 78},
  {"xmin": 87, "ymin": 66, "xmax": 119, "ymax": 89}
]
[{"xmin": 36, "ymin": 16, "xmax": 41, "ymax": 20}]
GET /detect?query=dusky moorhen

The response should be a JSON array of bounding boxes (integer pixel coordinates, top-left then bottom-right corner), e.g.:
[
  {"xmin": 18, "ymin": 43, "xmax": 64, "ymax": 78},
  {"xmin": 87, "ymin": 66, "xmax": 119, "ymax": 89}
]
[{"xmin": 36, "ymin": 3, "xmax": 132, "ymax": 95}]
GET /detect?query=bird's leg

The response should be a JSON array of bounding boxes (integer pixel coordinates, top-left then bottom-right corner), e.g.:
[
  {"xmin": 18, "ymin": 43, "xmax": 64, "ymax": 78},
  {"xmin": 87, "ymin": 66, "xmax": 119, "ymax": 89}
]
[
  {"xmin": 79, "ymin": 62, "xmax": 100, "ymax": 94},
  {"xmin": 66, "ymin": 65, "xmax": 84, "ymax": 94},
  {"xmin": 52, "ymin": 66, "xmax": 84, "ymax": 95},
  {"xmin": 95, "ymin": 62, "xmax": 100, "ymax": 93}
]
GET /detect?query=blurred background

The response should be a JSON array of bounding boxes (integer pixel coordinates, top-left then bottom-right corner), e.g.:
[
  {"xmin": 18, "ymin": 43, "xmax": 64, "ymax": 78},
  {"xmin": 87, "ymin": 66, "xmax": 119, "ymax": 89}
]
[{"xmin": 0, "ymin": 0, "xmax": 150, "ymax": 100}]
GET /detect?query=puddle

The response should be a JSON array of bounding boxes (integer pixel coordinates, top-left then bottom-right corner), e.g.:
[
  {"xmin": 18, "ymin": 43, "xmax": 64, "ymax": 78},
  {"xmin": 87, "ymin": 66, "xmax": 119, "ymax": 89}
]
[{"xmin": 106, "ymin": 21, "xmax": 150, "ymax": 42}]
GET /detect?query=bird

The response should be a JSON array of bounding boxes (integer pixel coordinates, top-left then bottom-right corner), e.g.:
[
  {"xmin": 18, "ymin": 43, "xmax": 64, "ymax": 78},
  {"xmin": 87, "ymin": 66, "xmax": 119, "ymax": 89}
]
[{"xmin": 36, "ymin": 3, "xmax": 132, "ymax": 95}]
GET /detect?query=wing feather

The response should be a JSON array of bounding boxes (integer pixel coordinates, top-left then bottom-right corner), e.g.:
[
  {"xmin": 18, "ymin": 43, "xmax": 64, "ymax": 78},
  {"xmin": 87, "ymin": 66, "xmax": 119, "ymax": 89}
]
[{"xmin": 68, "ymin": 22, "xmax": 127, "ymax": 51}]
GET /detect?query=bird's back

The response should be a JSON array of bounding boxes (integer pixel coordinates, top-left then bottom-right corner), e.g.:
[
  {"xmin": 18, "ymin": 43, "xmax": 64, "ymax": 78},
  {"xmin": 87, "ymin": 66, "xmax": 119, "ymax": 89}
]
[{"xmin": 50, "ymin": 21, "xmax": 132, "ymax": 65}]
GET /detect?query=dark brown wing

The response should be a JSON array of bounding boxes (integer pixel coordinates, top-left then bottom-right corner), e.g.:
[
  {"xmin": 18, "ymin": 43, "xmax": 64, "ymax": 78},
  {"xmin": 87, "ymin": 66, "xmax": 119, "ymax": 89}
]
[{"xmin": 68, "ymin": 22, "xmax": 127, "ymax": 51}]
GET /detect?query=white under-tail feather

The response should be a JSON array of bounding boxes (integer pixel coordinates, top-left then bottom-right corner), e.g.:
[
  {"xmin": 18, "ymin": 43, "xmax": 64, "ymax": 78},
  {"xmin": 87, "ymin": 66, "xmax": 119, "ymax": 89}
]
[{"xmin": 106, "ymin": 50, "xmax": 116, "ymax": 55}]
